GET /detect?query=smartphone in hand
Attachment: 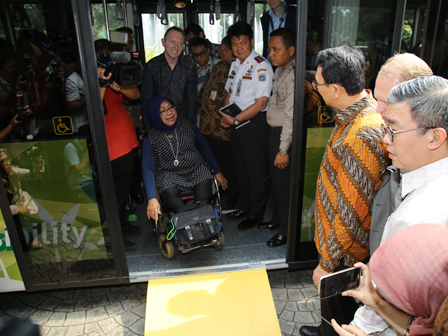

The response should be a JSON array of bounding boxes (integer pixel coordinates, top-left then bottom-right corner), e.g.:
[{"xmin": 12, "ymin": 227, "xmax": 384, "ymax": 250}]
[{"xmin": 319, "ymin": 267, "xmax": 361, "ymax": 299}]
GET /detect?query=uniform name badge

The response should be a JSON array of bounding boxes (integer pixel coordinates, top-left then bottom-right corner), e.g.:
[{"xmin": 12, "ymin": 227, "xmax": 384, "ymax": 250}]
[
  {"xmin": 236, "ymin": 80, "xmax": 242, "ymax": 97},
  {"xmin": 210, "ymin": 90, "xmax": 217, "ymax": 101}
]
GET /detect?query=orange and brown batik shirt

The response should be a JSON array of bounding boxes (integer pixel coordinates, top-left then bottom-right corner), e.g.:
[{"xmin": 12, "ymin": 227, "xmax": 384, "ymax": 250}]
[{"xmin": 315, "ymin": 92, "xmax": 388, "ymax": 272}]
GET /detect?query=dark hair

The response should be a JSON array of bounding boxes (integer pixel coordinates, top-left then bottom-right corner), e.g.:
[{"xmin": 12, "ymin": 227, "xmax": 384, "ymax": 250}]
[
  {"xmin": 316, "ymin": 46, "xmax": 365, "ymax": 96},
  {"xmin": 188, "ymin": 36, "xmax": 210, "ymax": 50},
  {"xmin": 270, "ymin": 28, "xmax": 295, "ymax": 49},
  {"xmin": 185, "ymin": 23, "xmax": 204, "ymax": 37},
  {"xmin": 116, "ymin": 27, "xmax": 134, "ymax": 35},
  {"xmin": 221, "ymin": 36, "xmax": 231, "ymax": 50},
  {"xmin": 94, "ymin": 39, "xmax": 115, "ymax": 53},
  {"xmin": 227, "ymin": 21, "xmax": 253, "ymax": 41},
  {"xmin": 163, "ymin": 27, "xmax": 185, "ymax": 40},
  {"xmin": 0, "ymin": 50, "xmax": 17, "ymax": 67}
]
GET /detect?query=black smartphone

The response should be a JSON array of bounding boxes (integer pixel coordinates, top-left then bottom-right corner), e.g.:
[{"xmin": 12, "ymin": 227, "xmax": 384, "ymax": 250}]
[{"xmin": 319, "ymin": 267, "xmax": 361, "ymax": 299}]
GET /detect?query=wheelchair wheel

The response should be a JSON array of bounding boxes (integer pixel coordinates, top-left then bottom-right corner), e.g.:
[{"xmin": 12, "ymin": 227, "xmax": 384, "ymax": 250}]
[
  {"xmin": 213, "ymin": 232, "xmax": 225, "ymax": 249},
  {"xmin": 159, "ymin": 234, "xmax": 175, "ymax": 259}
]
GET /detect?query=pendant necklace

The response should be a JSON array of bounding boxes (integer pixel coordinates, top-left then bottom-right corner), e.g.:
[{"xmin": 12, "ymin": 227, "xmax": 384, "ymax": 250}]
[{"xmin": 164, "ymin": 129, "xmax": 179, "ymax": 166}]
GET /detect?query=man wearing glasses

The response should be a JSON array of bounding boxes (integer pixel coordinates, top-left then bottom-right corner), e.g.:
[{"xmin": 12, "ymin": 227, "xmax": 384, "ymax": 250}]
[
  {"xmin": 369, "ymin": 53, "xmax": 432, "ymax": 255},
  {"xmin": 141, "ymin": 27, "xmax": 197, "ymax": 128},
  {"xmin": 300, "ymin": 46, "xmax": 388, "ymax": 336},
  {"xmin": 189, "ymin": 37, "xmax": 220, "ymax": 92},
  {"xmin": 349, "ymin": 76, "xmax": 448, "ymax": 336}
]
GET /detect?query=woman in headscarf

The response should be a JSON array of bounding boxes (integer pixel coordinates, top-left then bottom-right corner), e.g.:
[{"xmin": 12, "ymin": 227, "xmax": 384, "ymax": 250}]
[
  {"xmin": 142, "ymin": 96, "xmax": 227, "ymax": 220},
  {"xmin": 331, "ymin": 224, "xmax": 448, "ymax": 336}
]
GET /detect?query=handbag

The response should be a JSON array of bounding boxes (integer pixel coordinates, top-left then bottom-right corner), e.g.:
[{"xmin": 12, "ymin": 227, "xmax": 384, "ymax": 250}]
[{"xmin": 170, "ymin": 204, "xmax": 220, "ymax": 246}]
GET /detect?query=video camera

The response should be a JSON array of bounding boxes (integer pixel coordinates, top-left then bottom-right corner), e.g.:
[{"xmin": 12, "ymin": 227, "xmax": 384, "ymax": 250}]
[{"xmin": 96, "ymin": 51, "xmax": 142, "ymax": 87}]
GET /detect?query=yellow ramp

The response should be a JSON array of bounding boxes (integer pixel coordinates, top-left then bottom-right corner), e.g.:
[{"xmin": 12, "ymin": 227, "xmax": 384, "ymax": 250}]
[{"xmin": 145, "ymin": 268, "xmax": 281, "ymax": 336}]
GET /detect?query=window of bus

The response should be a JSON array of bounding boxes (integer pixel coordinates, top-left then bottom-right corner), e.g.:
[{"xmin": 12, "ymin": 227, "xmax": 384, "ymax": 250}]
[
  {"xmin": 198, "ymin": 13, "xmax": 235, "ymax": 44},
  {"xmin": 141, "ymin": 13, "xmax": 184, "ymax": 62},
  {"xmin": 91, "ymin": 3, "xmax": 128, "ymax": 40},
  {"xmin": 8, "ymin": 3, "xmax": 45, "ymax": 39},
  {"xmin": 0, "ymin": 0, "xmax": 124, "ymax": 288},
  {"xmin": 253, "ymin": 4, "xmax": 265, "ymax": 55}
]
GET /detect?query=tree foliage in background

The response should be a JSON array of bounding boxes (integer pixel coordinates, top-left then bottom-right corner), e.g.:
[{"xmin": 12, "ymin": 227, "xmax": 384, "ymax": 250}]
[{"xmin": 91, "ymin": 4, "xmax": 126, "ymax": 41}]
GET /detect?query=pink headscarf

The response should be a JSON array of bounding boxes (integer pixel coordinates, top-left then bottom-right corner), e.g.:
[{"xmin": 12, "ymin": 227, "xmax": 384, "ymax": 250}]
[{"xmin": 370, "ymin": 224, "xmax": 448, "ymax": 336}]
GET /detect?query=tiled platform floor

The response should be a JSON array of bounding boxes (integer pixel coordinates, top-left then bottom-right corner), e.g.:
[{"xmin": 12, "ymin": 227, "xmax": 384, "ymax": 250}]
[{"xmin": 0, "ymin": 269, "xmax": 320, "ymax": 336}]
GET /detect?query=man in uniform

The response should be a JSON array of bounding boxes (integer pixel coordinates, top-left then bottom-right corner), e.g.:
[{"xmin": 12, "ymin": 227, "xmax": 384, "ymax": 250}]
[
  {"xmin": 140, "ymin": 27, "xmax": 197, "ymax": 127},
  {"xmin": 299, "ymin": 46, "xmax": 388, "ymax": 336},
  {"xmin": 258, "ymin": 28, "xmax": 295, "ymax": 247},
  {"xmin": 220, "ymin": 21, "xmax": 273, "ymax": 230}
]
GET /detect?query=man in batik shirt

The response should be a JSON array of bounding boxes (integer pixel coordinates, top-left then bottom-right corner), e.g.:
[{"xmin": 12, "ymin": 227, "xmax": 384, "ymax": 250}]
[
  {"xmin": 299, "ymin": 46, "xmax": 387, "ymax": 336},
  {"xmin": 197, "ymin": 36, "xmax": 239, "ymax": 208}
]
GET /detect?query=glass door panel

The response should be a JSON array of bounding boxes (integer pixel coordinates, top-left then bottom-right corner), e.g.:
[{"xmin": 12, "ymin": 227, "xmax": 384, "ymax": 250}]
[{"xmin": 0, "ymin": 0, "xmax": 128, "ymax": 290}]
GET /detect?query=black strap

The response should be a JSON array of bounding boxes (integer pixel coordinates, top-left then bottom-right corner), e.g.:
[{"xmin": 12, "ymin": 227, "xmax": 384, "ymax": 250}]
[{"xmin": 102, "ymin": 99, "xmax": 108, "ymax": 115}]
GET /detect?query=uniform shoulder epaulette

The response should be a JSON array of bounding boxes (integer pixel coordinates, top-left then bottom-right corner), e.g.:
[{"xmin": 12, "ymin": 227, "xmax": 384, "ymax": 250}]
[{"xmin": 254, "ymin": 56, "xmax": 265, "ymax": 64}]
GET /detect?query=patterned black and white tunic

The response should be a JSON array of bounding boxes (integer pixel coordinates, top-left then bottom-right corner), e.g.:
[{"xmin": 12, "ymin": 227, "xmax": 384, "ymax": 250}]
[{"xmin": 146, "ymin": 117, "xmax": 214, "ymax": 194}]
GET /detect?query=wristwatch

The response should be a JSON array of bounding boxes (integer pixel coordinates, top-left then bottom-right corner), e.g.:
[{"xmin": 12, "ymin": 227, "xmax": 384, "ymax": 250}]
[
  {"xmin": 279, "ymin": 149, "xmax": 288, "ymax": 155},
  {"xmin": 233, "ymin": 117, "xmax": 240, "ymax": 126}
]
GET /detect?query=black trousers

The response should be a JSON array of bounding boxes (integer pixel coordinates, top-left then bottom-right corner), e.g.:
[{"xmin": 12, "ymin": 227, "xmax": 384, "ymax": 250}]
[
  {"xmin": 161, "ymin": 179, "xmax": 212, "ymax": 213},
  {"xmin": 268, "ymin": 128, "xmax": 291, "ymax": 237},
  {"xmin": 230, "ymin": 112, "xmax": 270, "ymax": 219},
  {"xmin": 203, "ymin": 134, "xmax": 239, "ymax": 201},
  {"xmin": 110, "ymin": 147, "xmax": 139, "ymax": 228},
  {"xmin": 320, "ymin": 261, "xmax": 366, "ymax": 336}
]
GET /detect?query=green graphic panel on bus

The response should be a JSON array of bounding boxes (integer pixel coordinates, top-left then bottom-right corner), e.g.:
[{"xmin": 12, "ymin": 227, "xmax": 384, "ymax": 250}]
[
  {"xmin": 300, "ymin": 128, "xmax": 333, "ymax": 242},
  {"xmin": 0, "ymin": 211, "xmax": 23, "ymax": 282},
  {"xmin": 1, "ymin": 140, "xmax": 107, "ymax": 264}
]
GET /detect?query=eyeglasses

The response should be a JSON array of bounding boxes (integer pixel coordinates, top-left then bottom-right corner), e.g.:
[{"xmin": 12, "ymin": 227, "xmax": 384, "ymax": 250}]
[
  {"xmin": 312, "ymin": 80, "xmax": 339, "ymax": 91},
  {"xmin": 167, "ymin": 40, "xmax": 185, "ymax": 48},
  {"xmin": 381, "ymin": 124, "xmax": 437, "ymax": 143},
  {"xmin": 160, "ymin": 105, "xmax": 176, "ymax": 116},
  {"xmin": 192, "ymin": 50, "xmax": 207, "ymax": 58}
]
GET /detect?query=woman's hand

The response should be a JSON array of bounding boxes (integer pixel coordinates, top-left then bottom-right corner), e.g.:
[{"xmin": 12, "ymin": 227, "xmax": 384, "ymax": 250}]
[
  {"xmin": 342, "ymin": 263, "xmax": 382, "ymax": 310},
  {"xmin": 215, "ymin": 172, "xmax": 228, "ymax": 190},
  {"xmin": 147, "ymin": 198, "xmax": 161, "ymax": 221},
  {"xmin": 108, "ymin": 81, "xmax": 121, "ymax": 92},
  {"xmin": 331, "ymin": 319, "xmax": 367, "ymax": 336}
]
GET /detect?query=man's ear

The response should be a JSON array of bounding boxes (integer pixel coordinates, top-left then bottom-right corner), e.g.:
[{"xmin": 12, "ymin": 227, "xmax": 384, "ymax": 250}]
[
  {"xmin": 428, "ymin": 127, "xmax": 448, "ymax": 150},
  {"xmin": 331, "ymin": 83, "xmax": 342, "ymax": 100},
  {"xmin": 288, "ymin": 46, "xmax": 295, "ymax": 57},
  {"xmin": 161, "ymin": 38, "xmax": 165, "ymax": 47}
]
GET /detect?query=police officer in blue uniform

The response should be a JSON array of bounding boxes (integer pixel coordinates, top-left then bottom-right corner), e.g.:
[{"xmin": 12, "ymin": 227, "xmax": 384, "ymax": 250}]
[{"xmin": 220, "ymin": 22, "xmax": 274, "ymax": 230}]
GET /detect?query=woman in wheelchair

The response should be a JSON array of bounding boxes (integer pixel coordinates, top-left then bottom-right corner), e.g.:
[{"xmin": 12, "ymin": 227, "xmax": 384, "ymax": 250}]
[{"xmin": 142, "ymin": 96, "xmax": 228, "ymax": 221}]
